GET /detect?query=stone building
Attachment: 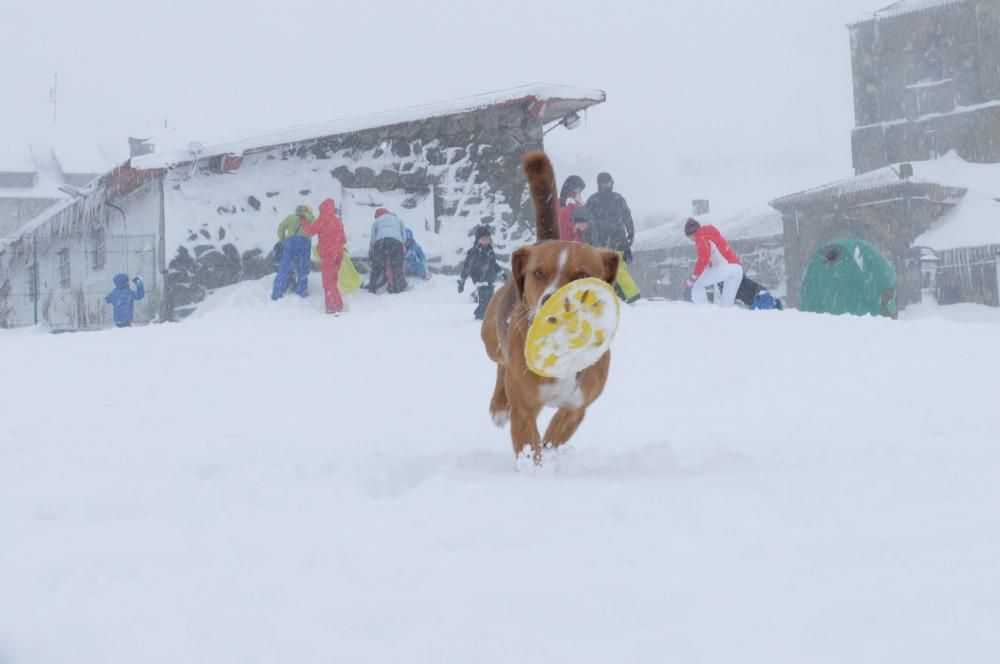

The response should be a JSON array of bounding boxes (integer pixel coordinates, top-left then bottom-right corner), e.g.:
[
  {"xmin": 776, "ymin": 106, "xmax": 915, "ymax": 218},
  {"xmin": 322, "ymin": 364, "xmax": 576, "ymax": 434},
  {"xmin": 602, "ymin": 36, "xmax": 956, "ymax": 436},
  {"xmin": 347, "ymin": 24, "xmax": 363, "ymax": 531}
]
[
  {"xmin": 632, "ymin": 207, "xmax": 786, "ymax": 301},
  {"xmin": 0, "ymin": 84, "xmax": 605, "ymax": 329},
  {"xmin": 771, "ymin": 0, "xmax": 1000, "ymax": 308},
  {"xmin": 850, "ymin": 0, "xmax": 1000, "ymax": 173}
]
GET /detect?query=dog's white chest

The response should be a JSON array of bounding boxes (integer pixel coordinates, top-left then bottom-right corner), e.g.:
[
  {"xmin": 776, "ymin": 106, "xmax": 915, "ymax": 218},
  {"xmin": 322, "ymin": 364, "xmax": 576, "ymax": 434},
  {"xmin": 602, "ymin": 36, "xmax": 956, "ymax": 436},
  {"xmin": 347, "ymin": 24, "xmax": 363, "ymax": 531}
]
[{"xmin": 538, "ymin": 376, "xmax": 584, "ymax": 409}]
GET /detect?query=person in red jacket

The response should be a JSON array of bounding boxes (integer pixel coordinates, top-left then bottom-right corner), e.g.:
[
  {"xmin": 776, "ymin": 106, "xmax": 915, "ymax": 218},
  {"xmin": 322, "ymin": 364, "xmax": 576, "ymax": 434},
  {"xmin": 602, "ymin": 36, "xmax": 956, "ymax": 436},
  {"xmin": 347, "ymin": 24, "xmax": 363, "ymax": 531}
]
[
  {"xmin": 301, "ymin": 198, "xmax": 347, "ymax": 314},
  {"xmin": 683, "ymin": 218, "xmax": 744, "ymax": 307},
  {"xmin": 558, "ymin": 175, "xmax": 586, "ymax": 240}
]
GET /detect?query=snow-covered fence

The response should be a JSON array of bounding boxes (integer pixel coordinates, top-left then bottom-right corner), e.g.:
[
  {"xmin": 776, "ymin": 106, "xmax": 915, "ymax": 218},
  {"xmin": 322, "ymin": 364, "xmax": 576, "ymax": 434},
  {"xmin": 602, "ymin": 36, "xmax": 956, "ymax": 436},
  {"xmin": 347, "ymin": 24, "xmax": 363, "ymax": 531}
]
[
  {"xmin": 934, "ymin": 244, "xmax": 1000, "ymax": 306},
  {"xmin": 0, "ymin": 234, "xmax": 157, "ymax": 330}
]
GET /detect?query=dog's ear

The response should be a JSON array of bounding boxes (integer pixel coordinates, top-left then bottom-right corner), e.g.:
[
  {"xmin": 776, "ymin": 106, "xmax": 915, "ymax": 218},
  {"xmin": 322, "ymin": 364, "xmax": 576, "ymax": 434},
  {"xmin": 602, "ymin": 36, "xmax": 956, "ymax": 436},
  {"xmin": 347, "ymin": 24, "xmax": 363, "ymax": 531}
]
[
  {"xmin": 511, "ymin": 246, "xmax": 532, "ymax": 297},
  {"xmin": 600, "ymin": 250, "xmax": 620, "ymax": 287}
]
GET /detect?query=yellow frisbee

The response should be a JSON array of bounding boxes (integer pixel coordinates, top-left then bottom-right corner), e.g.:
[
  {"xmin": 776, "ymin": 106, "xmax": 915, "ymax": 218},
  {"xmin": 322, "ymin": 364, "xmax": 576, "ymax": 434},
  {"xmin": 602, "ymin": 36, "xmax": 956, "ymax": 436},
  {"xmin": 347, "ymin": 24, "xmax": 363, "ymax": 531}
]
[{"xmin": 524, "ymin": 278, "xmax": 621, "ymax": 379}]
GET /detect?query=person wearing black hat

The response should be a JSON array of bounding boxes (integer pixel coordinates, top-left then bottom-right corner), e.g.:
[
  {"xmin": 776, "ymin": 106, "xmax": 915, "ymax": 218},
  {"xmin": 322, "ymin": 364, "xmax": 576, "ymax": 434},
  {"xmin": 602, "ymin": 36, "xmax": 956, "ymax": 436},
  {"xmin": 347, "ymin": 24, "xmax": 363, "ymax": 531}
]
[
  {"xmin": 585, "ymin": 172, "xmax": 641, "ymax": 303},
  {"xmin": 458, "ymin": 225, "xmax": 506, "ymax": 320}
]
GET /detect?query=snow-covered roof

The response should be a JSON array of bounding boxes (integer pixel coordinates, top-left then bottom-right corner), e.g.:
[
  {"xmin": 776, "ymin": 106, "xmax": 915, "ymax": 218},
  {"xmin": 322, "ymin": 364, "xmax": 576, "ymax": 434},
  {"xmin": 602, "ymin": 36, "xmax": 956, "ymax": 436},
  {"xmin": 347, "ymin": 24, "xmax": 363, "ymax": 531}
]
[
  {"xmin": 634, "ymin": 206, "xmax": 783, "ymax": 252},
  {"xmin": 768, "ymin": 152, "xmax": 994, "ymax": 209},
  {"xmin": 0, "ymin": 125, "xmax": 126, "ymax": 178},
  {"xmin": 769, "ymin": 167, "xmax": 904, "ymax": 208},
  {"xmin": 850, "ymin": 0, "xmax": 969, "ymax": 25},
  {"xmin": 771, "ymin": 152, "xmax": 1000, "ymax": 252},
  {"xmin": 915, "ymin": 194, "xmax": 1000, "ymax": 250},
  {"xmin": 906, "ymin": 152, "xmax": 1000, "ymax": 196},
  {"xmin": 0, "ymin": 144, "xmax": 35, "ymax": 174},
  {"xmin": 133, "ymin": 83, "xmax": 606, "ymax": 171}
]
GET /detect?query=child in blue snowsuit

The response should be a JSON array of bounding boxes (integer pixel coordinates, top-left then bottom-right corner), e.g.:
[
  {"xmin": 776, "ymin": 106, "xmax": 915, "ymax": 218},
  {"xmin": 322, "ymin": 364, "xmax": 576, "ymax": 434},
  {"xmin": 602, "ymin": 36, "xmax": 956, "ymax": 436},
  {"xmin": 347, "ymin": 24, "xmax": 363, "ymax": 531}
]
[
  {"xmin": 105, "ymin": 273, "xmax": 145, "ymax": 328},
  {"xmin": 403, "ymin": 228, "xmax": 431, "ymax": 280}
]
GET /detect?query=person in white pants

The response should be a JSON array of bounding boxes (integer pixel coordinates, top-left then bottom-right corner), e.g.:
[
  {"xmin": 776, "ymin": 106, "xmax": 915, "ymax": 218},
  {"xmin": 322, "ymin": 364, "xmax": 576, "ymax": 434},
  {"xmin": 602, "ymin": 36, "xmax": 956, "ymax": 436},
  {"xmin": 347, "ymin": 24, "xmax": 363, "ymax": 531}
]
[{"xmin": 683, "ymin": 218, "xmax": 745, "ymax": 307}]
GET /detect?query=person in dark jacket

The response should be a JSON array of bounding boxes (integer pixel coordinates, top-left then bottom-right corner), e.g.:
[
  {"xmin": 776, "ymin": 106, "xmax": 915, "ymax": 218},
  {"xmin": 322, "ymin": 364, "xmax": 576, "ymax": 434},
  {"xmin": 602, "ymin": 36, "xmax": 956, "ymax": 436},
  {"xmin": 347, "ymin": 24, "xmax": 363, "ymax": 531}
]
[
  {"xmin": 458, "ymin": 226, "xmax": 505, "ymax": 320},
  {"xmin": 105, "ymin": 273, "xmax": 145, "ymax": 327},
  {"xmin": 585, "ymin": 172, "xmax": 641, "ymax": 303}
]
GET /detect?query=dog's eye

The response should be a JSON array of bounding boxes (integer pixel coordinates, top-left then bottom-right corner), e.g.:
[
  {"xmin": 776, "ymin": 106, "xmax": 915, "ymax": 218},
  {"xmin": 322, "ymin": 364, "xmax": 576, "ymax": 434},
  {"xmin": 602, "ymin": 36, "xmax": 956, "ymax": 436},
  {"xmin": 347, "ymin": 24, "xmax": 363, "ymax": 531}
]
[{"xmin": 533, "ymin": 269, "xmax": 545, "ymax": 279}]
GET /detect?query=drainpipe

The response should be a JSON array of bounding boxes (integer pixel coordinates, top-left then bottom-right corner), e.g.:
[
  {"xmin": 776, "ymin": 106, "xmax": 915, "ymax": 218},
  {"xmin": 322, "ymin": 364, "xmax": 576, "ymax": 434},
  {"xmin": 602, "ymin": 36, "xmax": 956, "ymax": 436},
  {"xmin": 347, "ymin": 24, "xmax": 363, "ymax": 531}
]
[{"xmin": 32, "ymin": 230, "xmax": 38, "ymax": 326}]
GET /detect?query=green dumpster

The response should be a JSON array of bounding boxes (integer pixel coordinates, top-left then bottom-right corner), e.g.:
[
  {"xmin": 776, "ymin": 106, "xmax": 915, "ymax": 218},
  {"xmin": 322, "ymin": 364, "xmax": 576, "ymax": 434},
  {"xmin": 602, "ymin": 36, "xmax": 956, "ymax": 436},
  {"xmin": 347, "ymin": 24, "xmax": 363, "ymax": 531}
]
[{"xmin": 800, "ymin": 239, "xmax": 897, "ymax": 318}]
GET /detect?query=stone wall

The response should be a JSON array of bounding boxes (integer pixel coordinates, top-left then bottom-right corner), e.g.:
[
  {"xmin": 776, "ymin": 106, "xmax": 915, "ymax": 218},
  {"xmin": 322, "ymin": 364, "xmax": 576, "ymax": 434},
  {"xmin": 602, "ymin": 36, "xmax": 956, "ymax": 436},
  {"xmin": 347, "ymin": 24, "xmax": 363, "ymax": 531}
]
[
  {"xmin": 775, "ymin": 184, "xmax": 961, "ymax": 307},
  {"xmin": 632, "ymin": 238, "xmax": 786, "ymax": 301},
  {"xmin": 852, "ymin": 100, "xmax": 1000, "ymax": 173},
  {"xmin": 160, "ymin": 101, "xmax": 545, "ymax": 318},
  {"xmin": 849, "ymin": 1, "xmax": 1000, "ymax": 172}
]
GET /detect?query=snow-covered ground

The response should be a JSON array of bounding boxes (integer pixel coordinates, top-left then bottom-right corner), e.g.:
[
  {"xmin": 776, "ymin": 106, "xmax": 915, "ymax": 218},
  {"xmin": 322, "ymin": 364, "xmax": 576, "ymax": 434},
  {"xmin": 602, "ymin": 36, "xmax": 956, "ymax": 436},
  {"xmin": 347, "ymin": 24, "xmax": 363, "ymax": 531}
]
[{"xmin": 2, "ymin": 277, "xmax": 999, "ymax": 663}]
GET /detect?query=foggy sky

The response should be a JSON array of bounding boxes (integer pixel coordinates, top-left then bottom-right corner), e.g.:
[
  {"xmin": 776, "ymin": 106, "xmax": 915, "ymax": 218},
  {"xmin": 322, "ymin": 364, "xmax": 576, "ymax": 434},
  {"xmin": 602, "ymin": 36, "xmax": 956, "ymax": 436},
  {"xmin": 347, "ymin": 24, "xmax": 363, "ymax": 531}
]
[{"xmin": 1, "ymin": 0, "xmax": 888, "ymax": 217}]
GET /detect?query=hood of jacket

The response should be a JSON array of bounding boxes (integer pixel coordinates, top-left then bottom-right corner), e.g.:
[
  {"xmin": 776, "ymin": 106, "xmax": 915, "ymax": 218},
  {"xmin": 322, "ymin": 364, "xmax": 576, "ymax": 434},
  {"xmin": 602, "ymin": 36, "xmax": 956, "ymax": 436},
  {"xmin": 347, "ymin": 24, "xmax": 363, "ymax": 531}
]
[
  {"xmin": 319, "ymin": 199, "xmax": 337, "ymax": 216},
  {"xmin": 113, "ymin": 273, "xmax": 130, "ymax": 288}
]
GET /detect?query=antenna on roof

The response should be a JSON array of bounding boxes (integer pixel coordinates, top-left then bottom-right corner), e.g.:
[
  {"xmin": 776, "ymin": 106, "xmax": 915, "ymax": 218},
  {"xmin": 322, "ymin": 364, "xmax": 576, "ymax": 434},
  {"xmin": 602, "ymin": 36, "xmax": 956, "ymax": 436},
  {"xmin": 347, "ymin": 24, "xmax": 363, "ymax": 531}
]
[{"xmin": 47, "ymin": 74, "xmax": 58, "ymax": 125}]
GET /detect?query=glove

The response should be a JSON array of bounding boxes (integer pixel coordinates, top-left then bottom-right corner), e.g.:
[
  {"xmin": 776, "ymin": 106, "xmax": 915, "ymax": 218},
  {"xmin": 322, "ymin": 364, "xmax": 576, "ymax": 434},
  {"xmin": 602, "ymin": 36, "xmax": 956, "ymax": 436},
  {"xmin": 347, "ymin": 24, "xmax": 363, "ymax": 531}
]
[
  {"xmin": 623, "ymin": 247, "xmax": 633, "ymax": 264},
  {"xmin": 457, "ymin": 279, "xmax": 465, "ymax": 294},
  {"xmin": 132, "ymin": 276, "xmax": 142, "ymax": 285},
  {"xmin": 684, "ymin": 275, "xmax": 696, "ymax": 289}
]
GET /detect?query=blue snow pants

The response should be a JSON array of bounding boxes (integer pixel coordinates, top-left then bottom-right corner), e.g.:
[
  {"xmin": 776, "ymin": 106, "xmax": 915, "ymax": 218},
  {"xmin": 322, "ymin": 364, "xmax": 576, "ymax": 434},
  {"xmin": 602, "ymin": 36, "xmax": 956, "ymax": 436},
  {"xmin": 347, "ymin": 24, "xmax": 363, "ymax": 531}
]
[{"xmin": 271, "ymin": 236, "xmax": 311, "ymax": 299}]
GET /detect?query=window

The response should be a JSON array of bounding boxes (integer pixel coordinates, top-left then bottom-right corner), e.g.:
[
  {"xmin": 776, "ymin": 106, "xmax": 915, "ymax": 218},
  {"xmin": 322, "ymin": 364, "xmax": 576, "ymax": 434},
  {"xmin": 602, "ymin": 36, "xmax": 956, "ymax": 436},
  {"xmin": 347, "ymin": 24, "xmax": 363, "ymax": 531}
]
[
  {"xmin": 92, "ymin": 227, "xmax": 106, "ymax": 270},
  {"xmin": 58, "ymin": 248, "xmax": 71, "ymax": 288}
]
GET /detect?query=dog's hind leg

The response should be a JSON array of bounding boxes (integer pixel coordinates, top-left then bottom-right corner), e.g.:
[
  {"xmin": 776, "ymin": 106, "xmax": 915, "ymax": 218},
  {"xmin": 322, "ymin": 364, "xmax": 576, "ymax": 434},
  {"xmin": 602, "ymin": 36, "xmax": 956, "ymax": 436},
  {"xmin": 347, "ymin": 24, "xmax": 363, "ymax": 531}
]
[
  {"xmin": 543, "ymin": 407, "xmax": 586, "ymax": 449},
  {"xmin": 509, "ymin": 403, "xmax": 544, "ymax": 464},
  {"xmin": 490, "ymin": 365, "xmax": 510, "ymax": 428}
]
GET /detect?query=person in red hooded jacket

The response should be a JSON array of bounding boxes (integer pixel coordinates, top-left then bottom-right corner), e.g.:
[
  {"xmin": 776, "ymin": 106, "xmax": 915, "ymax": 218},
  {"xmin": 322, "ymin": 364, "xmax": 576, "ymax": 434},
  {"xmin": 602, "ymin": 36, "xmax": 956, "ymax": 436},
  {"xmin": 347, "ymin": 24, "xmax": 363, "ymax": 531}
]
[
  {"xmin": 683, "ymin": 218, "xmax": 744, "ymax": 307},
  {"xmin": 301, "ymin": 198, "xmax": 347, "ymax": 314}
]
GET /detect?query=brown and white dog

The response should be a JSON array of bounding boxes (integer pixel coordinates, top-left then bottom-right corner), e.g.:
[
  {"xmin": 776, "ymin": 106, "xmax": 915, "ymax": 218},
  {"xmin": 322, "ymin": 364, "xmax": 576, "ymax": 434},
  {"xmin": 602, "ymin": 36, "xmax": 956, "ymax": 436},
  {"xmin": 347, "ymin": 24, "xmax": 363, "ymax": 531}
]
[{"xmin": 481, "ymin": 152, "xmax": 620, "ymax": 464}]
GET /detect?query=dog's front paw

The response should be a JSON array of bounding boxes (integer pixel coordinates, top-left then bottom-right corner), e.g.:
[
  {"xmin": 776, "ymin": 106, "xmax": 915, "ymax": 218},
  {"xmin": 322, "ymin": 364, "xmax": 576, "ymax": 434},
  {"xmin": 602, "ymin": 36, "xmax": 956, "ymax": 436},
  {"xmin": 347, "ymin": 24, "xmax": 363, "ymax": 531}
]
[{"xmin": 491, "ymin": 409, "xmax": 510, "ymax": 429}]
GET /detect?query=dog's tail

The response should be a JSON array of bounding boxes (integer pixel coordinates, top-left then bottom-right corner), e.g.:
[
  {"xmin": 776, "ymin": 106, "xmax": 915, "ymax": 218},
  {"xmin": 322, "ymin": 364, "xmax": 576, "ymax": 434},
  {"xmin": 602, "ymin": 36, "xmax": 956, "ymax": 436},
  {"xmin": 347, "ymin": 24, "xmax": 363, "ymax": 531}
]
[{"xmin": 523, "ymin": 151, "xmax": 560, "ymax": 242}]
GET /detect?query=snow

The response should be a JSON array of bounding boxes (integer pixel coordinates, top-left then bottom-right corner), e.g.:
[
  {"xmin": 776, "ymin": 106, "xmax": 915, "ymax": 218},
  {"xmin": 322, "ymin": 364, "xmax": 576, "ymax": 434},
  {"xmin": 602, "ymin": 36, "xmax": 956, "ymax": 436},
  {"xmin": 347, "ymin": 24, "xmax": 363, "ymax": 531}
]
[
  {"xmin": 914, "ymin": 193, "xmax": 1000, "ymax": 250},
  {"xmin": 854, "ymin": 100, "xmax": 1000, "ymax": 131},
  {"xmin": 902, "ymin": 153, "xmax": 1000, "ymax": 250},
  {"xmin": 853, "ymin": 244, "xmax": 866, "ymax": 270},
  {"xmin": 634, "ymin": 206, "xmax": 783, "ymax": 252},
  {"xmin": 850, "ymin": 0, "xmax": 967, "ymax": 25},
  {"xmin": 0, "ymin": 143, "xmax": 35, "ymax": 174},
  {"xmin": 2, "ymin": 277, "xmax": 1000, "ymax": 663},
  {"xmin": 772, "ymin": 153, "xmax": 1000, "ymax": 252},
  {"xmin": 0, "ymin": 128, "xmax": 125, "ymax": 179},
  {"xmin": 769, "ymin": 167, "xmax": 904, "ymax": 207},
  {"xmin": 163, "ymin": 144, "xmax": 488, "ymax": 265},
  {"xmin": 902, "ymin": 298, "xmax": 1000, "ymax": 322},
  {"xmin": 909, "ymin": 151, "xmax": 1000, "ymax": 197},
  {"xmin": 133, "ymin": 84, "xmax": 606, "ymax": 170}
]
